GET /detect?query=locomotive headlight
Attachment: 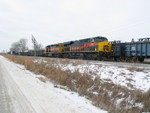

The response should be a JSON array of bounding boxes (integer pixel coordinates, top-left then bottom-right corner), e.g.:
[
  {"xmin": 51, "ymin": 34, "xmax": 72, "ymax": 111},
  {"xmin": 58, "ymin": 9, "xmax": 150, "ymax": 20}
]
[{"xmin": 103, "ymin": 45, "xmax": 109, "ymax": 52}]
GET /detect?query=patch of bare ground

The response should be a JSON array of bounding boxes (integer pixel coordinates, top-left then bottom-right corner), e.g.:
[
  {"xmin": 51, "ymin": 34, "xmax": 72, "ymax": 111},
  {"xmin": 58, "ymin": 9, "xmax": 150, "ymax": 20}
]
[
  {"xmin": 127, "ymin": 67, "xmax": 145, "ymax": 72},
  {"xmin": 3, "ymin": 55, "xmax": 150, "ymax": 113}
]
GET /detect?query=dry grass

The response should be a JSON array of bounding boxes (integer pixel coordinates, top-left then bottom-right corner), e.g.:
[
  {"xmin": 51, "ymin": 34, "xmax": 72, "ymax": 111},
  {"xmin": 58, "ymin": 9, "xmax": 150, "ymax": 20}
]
[
  {"xmin": 3, "ymin": 54, "xmax": 150, "ymax": 113},
  {"xmin": 38, "ymin": 77, "xmax": 48, "ymax": 83},
  {"xmin": 127, "ymin": 67, "xmax": 145, "ymax": 72}
]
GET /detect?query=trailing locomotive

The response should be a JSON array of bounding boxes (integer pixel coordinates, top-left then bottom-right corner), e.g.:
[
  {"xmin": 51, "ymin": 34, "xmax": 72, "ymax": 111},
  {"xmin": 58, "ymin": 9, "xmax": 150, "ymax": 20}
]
[
  {"xmin": 45, "ymin": 43, "xmax": 63, "ymax": 57},
  {"xmin": 45, "ymin": 36, "xmax": 112, "ymax": 60}
]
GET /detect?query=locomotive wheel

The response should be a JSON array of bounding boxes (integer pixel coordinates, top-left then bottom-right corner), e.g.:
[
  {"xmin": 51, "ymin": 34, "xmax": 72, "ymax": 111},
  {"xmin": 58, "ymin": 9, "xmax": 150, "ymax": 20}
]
[{"xmin": 97, "ymin": 56, "xmax": 104, "ymax": 61}]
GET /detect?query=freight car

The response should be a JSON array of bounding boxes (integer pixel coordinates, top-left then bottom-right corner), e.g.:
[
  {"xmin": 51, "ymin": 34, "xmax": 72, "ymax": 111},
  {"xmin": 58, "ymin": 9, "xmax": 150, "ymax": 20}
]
[
  {"xmin": 19, "ymin": 50, "xmax": 44, "ymax": 56},
  {"xmin": 45, "ymin": 36, "xmax": 112, "ymax": 60},
  {"xmin": 112, "ymin": 38, "xmax": 150, "ymax": 62}
]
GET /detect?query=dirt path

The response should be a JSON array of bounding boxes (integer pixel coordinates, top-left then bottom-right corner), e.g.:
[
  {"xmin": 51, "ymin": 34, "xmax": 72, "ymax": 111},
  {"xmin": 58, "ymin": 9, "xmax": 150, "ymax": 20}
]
[{"xmin": 0, "ymin": 57, "xmax": 36, "ymax": 113}]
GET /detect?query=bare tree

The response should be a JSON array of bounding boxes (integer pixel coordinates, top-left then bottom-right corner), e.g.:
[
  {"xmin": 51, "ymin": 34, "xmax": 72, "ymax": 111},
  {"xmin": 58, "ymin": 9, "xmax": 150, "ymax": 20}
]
[
  {"xmin": 31, "ymin": 35, "xmax": 43, "ymax": 50},
  {"xmin": 10, "ymin": 38, "xmax": 28, "ymax": 54},
  {"xmin": 37, "ymin": 43, "xmax": 43, "ymax": 50},
  {"xmin": 19, "ymin": 38, "xmax": 28, "ymax": 52},
  {"xmin": 31, "ymin": 35, "xmax": 43, "ymax": 56},
  {"xmin": 10, "ymin": 42, "xmax": 21, "ymax": 53}
]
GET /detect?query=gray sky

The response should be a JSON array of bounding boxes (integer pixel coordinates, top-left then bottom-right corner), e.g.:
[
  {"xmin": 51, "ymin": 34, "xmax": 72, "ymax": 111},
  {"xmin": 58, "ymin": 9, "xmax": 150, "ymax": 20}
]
[{"xmin": 0, "ymin": 0, "xmax": 150, "ymax": 52}]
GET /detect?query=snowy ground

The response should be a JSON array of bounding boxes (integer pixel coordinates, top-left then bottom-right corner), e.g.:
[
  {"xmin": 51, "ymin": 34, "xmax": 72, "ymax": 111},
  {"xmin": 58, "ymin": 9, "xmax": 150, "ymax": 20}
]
[
  {"xmin": 0, "ymin": 56, "xmax": 107, "ymax": 113},
  {"xmin": 60, "ymin": 61, "xmax": 150, "ymax": 92},
  {"xmin": 34, "ymin": 58, "xmax": 150, "ymax": 92}
]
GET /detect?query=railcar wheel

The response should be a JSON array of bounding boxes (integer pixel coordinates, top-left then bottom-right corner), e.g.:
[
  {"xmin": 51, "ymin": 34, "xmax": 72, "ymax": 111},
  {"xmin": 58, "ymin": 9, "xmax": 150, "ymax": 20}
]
[
  {"xmin": 132, "ymin": 57, "xmax": 138, "ymax": 63},
  {"xmin": 138, "ymin": 57, "xmax": 144, "ymax": 62},
  {"xmin": 114, "ymin": 57, "xmax": 118, "ymax": 61}
]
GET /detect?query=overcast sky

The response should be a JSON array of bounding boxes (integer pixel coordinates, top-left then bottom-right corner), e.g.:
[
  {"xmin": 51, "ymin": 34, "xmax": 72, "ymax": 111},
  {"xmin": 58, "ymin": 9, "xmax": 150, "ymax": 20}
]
[{"xmin": 0, "ymin": 0, "xmax": 150, "ymax": 52}]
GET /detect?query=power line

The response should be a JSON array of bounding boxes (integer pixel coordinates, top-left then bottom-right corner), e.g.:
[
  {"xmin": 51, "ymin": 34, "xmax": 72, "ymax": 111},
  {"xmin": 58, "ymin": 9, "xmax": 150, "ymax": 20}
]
[{"xmin": 102, "ymin": 16, "xmax": 150, "ymax": 35}]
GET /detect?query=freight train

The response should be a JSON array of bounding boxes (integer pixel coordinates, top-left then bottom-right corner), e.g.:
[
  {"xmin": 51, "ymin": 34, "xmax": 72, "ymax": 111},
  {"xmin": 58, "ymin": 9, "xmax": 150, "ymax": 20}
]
[{"xmin": 15, "ymin": 36, "xmax": 150, "ymax": 62}]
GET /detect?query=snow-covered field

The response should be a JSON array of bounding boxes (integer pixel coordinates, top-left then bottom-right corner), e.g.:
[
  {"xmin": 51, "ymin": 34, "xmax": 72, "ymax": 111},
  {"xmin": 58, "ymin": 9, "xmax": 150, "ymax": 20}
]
[
  {"xmin": 0, "ymin": 56, "xmax": 107, "ymax": 113},
  {"xmin": 34, "ymin": 58, "xmax": 150, "ymax": 92}
]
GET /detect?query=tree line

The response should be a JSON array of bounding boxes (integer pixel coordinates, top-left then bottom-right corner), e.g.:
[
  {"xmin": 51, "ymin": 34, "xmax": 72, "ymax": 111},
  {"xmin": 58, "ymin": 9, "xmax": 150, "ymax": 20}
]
[{"xmin": 10, "ymin": 38, "xmax": 43, "ymax": 54}]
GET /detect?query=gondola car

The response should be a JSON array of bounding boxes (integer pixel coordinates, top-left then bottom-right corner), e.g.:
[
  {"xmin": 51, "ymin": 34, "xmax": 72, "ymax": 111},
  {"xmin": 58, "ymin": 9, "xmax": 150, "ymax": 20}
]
[
  {"xmin": 19, "ymin": 50, "xmax": 44, "ymax": 56},
  {"xmin": 112, "ymin": 38, "xmax": 150, "ymax": 62}
]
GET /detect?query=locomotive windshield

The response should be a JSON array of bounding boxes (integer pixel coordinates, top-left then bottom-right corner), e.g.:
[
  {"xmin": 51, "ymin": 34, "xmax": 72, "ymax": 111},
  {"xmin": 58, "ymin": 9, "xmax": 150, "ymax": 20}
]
[{"xmin": 93, "ymin": 37, "xmax": 108, "ymax": 42}]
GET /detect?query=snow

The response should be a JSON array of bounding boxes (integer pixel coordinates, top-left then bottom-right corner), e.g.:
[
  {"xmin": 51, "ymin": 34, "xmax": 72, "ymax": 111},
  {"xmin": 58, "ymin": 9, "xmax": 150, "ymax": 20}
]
[
  {"xmin": 33, "ymin": 59, "xmax": 47, "ymax": 64},
  {"xmin": 0, "ymin": 56, "xmax": 107, "ymax": 113},
  {"xmin": 34, "ymin": 59, "xmax": 150, "ymax": 92},
  {"xmin": 115, "ymin": 98, "xmax": 124, "ymax": 105}
]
